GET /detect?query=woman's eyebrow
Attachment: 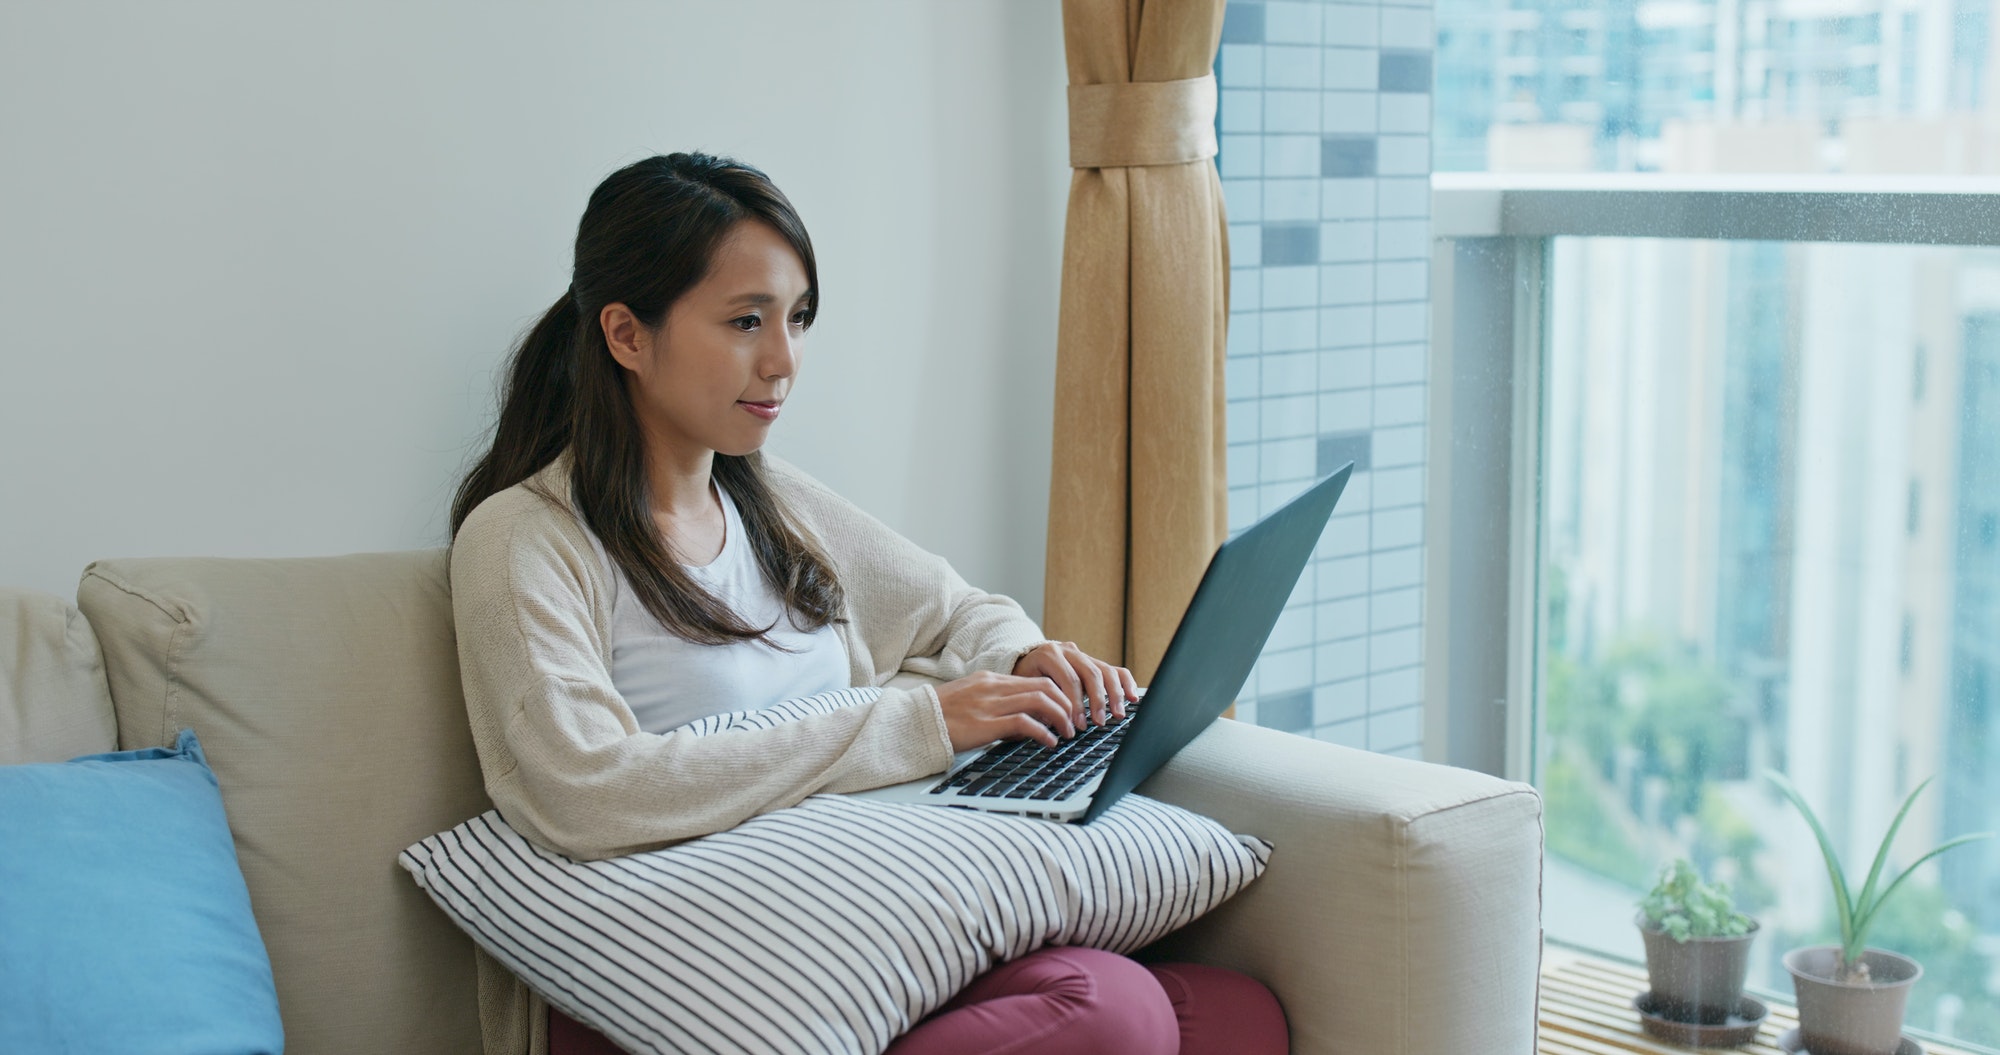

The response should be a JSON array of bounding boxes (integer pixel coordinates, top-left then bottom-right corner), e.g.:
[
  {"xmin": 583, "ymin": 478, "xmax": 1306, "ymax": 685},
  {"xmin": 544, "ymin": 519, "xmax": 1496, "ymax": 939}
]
[{"xmin": 724, "ymin": 291, "xmax": 813, "ymax": 307}]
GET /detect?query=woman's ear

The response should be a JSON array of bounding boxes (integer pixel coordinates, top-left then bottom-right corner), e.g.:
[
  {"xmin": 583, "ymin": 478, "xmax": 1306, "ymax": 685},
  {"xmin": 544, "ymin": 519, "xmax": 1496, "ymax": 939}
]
[{"xmin": 599, "ymin": 302, "xmax": 649, "ymax": 373}]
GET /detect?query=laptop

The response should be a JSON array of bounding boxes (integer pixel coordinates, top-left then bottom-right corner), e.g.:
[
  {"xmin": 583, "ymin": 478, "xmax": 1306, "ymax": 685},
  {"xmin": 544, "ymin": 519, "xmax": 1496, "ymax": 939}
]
[{"xmin": 850, "ymin": 462, "xmax": 1353, "ymax": 823}]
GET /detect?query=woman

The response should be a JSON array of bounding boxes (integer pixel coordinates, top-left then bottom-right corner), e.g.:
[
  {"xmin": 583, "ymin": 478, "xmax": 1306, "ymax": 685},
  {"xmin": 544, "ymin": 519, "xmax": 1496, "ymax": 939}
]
[{"xmin": 448, "ymin": 153, "xmax": 1287, "ymax": 1055}]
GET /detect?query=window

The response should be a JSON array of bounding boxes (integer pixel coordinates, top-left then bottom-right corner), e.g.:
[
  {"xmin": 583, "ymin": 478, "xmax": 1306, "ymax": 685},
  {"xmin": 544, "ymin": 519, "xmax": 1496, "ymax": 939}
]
[
  {"xmin": 1433, "ymin": 213, "xmax": 2000, "ymax": 1050},
  {"xmin": 1435, "ymin": 0, "xmax": 2000, "ymax": 1041}
]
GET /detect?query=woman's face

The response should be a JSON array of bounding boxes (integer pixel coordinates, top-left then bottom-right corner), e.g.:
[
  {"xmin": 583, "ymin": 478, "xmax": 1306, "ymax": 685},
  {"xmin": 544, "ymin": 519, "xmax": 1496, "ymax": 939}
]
[{"xmin": 606, "ymin": 219, "xmax": 812, "ymax": 464}]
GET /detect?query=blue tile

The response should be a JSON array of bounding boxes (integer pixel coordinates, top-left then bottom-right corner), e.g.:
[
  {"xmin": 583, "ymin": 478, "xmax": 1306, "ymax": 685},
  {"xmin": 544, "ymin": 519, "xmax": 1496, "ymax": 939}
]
[
  {"xmin": 1375, "ymin": 218, "xmax": 1429, "ymax": 260},
  {"xmin": 1219, "ymin": 44, "xmax": 1265, "ymax": 88},
  {"xmin": 1260, "ymin": 349, "xmax": 1318, "ymax": 392},
  {"xmin": 1376, "ymin": 301, "xmax": 1428, "ymax": 343},
  {"xmin": 1263, "ymin": 178, "xmax": 1319, "ymax": 222},
  {"xmin": 1226, "ymin": 355, "xmax": 1262, "ymax": 399},
  {"xmin": 1323, "ymin": 91, "xmax": 1378, "ymax": 134},
  {"xmin": 1265, "ymin": 44, "xmax": 1322, "ymax": 89},
  {"xmin": 1319, "ymin": 303, "xmax": 1374, "ymax": 344},
  {"xmin": 1320, "ymin": 347, "xmax": 1373, "ymax": 390},
  {"xmin": 1324, "ymin": 47, "xmax": 1379, "ymax": 91},
  {"xmin": 1372, "ymin": 426, "xmax": 1425, "ymax": 468},
  {"xmin": 1318, "ymin": 430, "xmax": 1372, "ymax": 474},
  {"xmin": 1229, "ymin": 221, "xmax": 1264, "ymax": 263},
  {"xmin": 1378, "ymin": 176, "xmax": 1430, "ymax": 218},
  {"xmin": 1373, "ymin": 385, "xmax": 1426, "ymax": 427},
  {"xmin": 1320, "ymin": 262, "xmax": 1375, "ymax": 305},
  {"xmin": 1222, "ymin": 177, "xmax": 1263, "ymax": 222},
  {"xmin": 1380, "ymin": 7, "xmax": 1432, "ymax": 48},
  {"xmin": 1379, "ymin": 50, "xmax": 1433, "ymax": 93},
  {"xmin": 1263, "ymin": 2, "xmax": 1321, "ymax": 44},
  {"xmin": 1256, "ymin": 647, "xmax": 1320, "ymax": 695},
  {"xmin": 1262, "ymin": 308, "xmax": 1318, "ymax": 352},
  {"xmin": 1319, "ymin": 220, "xmax": 1375, "ymax": 262},
  {"xmin": 1322, "ymin": 135, "xmax": 1378, "ymax": 177},
  {"xmin": 1264, "ymin": 134, "xmax": 1321, "ymax": 176},
  {"xmin": 1321, "ymin": 178, "xmax": 1377, "ymax": 219},
  {"xmin": 1374, "ymin": 342, "xmax": 1426, "ymax": 384},
  {"xmin": 1322, "ymin": 4, "xmax": 1377, "ymax": 46},
  {"xmin": 1377, "ymin": 134, "xmax": 1430, "ymax": 175},
  {"xmin": 1221, "ymin": 2, "xmax": 1265, "ymax": 44},
  {"xmin": 1319, "ymin": 389, "xmax": 1371, "ymax": 430},
  {"xmin": 1220, "ymin": 89, "xmax": 1264, "ymax": 135},
  {"xmin": 1263, "ymin": 264, "xmax": 1319, "ymax": 307},
  {"xmin": 1379, "ymin": 93, "xmax": 1431, "ymax": 133},
  {"xmin": 1262, "ymin": 222, "xmax": 1320, "ymax": 266},
  {"xmin": 1220, "ymin": 133, "xmax": 1264, "ymax": 177},
  {"xmin": 1258, "ymin": 688, "xmax": 1314, "ymax": 733},
  {"xmin": 1265, "ymin": 90, "xmax": 1321, "ymax": 133},
  {"xmin": 1375, "ymin": 260, "xmax": 1428, "ymax": 302}
]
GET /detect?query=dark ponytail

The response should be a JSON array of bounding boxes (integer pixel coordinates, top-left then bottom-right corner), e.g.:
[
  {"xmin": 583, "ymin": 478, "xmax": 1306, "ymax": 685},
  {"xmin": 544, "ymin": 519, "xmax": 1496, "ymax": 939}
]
[
  {"xmin": 450, "ymin": 153, "xmax": 844, "ymax": 646},
  {"xmin": 448, "ymin": 291, "xmax": 579, "ymax": 536}
]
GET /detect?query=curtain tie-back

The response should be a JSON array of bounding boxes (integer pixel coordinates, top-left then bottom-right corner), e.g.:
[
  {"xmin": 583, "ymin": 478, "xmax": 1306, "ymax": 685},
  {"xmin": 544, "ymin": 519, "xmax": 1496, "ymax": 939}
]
[{"xmin": 1067, "ymin": 73, "xmax": 1218, "ymax": 169}]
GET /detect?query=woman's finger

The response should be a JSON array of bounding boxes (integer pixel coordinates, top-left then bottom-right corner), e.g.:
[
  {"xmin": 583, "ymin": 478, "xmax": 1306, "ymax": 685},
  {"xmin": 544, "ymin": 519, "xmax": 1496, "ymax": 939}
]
[
  {"xmin": 1071, "ymin": 649, "xmax": 1110, "ymax": 726},
  {"xmin": 1020, "ymin": 680, "xmax": 1077, "ymax": 739},
  {"xmin": 1009, "ymin": 712, "xmax": 1060, "ymax": 748},
  {"xmin": 1115, "ymin": 665, "xmax": 1139, "ymax": 716},
  {"xmin": 1031, "ymin": 646, "xmax": 1086, "ymax": 724}
]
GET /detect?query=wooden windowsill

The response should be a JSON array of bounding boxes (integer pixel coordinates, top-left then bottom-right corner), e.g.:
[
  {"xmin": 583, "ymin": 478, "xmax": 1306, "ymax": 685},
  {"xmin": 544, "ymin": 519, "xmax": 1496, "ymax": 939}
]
[{"xmin": 1539, "ymin": 947, "xmax": 1984, "ymax": 1055}]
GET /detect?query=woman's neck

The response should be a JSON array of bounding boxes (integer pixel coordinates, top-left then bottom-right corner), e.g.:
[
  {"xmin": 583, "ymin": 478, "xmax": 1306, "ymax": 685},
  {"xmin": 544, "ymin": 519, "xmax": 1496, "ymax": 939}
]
[
  {"xmin": 645, "ymin": 445, "xmax": 718, "ymax": 523},
  {"xmin": 641, "ymin": 441, "xmax": 727, "ymax": 566}
]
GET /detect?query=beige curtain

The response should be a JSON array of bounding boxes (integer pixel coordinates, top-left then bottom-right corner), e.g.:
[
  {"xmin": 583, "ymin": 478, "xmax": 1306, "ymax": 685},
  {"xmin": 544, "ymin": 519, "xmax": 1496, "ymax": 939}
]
[{"xmin": 1044, "ymin": 0, "xmax": 1230, "ymax": 683}]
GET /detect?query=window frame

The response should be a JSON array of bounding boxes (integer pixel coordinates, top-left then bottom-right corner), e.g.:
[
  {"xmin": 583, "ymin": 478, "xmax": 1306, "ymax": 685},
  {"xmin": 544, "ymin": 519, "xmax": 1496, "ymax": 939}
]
[{"xmin": 1423, "ymin": 173, "xmax": 2000, "ymax": 785}]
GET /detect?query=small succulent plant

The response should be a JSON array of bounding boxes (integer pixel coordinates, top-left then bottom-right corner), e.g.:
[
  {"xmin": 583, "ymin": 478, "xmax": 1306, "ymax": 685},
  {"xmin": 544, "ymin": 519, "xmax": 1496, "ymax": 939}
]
[{"xmin": 1639, "ymin": 857, "xmax": 1754, "ymax": 942}]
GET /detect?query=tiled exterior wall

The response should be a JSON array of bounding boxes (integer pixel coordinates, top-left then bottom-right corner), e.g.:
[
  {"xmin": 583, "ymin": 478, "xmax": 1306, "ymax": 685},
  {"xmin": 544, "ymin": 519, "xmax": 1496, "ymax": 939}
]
[{"xmin": 1217, "ymin": 0, "xmax": 1431, "ymax": 758}]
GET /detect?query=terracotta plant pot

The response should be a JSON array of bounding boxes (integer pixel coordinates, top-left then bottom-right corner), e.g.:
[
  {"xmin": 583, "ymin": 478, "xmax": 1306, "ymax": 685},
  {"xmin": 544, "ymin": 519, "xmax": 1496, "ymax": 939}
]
[
  {"xmin": 1637, "ymin": 915, "xmax": 1760, "ymax": 1024},
  {"xmin": 1784, "ymin": 946, "xmax": 1922, "ymax": 1055}
]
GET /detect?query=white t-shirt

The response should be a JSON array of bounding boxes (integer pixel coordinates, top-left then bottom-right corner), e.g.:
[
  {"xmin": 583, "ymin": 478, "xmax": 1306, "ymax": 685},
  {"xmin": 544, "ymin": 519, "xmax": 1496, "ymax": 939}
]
[{"xmin": 582, "ymin": 481, "xmax": 850, "ymax": 735}]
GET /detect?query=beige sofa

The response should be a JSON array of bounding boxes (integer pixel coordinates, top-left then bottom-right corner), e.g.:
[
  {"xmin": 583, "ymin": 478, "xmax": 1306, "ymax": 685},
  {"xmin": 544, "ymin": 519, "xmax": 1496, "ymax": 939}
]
[{"xmin": 2, "ymin": 549, "xmax": 1544, "ymax": 1055}]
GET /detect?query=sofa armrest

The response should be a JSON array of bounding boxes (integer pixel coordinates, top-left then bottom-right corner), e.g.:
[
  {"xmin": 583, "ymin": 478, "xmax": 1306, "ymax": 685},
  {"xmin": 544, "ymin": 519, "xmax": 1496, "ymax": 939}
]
[{"xmin": 1136, "ymin": 718, "xmax": 1543, "ymax": 1055}]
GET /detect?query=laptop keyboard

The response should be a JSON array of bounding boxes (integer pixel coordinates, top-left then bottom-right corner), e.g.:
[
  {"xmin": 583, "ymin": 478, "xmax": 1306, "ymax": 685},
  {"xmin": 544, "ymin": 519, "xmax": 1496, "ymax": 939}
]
[{"xmin": 925, "ymin": 701, "xmax": 1140, "ymax": 801}]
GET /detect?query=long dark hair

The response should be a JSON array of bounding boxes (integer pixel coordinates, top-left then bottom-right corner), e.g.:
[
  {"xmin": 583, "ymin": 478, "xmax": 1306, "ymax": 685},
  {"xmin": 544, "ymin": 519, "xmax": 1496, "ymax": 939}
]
[{"xmin": 450, "ymin": 152, "xmax": 844, "ymax": 645}]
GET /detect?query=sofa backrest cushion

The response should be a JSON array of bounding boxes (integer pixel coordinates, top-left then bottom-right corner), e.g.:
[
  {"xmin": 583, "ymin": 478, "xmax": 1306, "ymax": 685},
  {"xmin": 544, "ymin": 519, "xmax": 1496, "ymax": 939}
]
[
  {"xmin": 1, "ymin": 588, "xmax": 118, "ymax": 765},
  {"xmin": 77, "ymin": 550, "xmax": 490, "ymax": 1055}
]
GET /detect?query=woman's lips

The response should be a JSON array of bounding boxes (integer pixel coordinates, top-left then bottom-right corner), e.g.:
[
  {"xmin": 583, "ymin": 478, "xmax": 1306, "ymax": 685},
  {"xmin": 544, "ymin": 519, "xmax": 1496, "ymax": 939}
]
[{"xmin": 737, "ymin": 401, "xmax": 781, "ymax": 421}]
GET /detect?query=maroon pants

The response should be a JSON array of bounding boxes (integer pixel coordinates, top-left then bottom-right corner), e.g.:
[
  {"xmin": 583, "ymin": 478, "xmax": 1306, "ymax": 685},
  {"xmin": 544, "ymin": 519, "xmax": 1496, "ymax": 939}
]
[{"xmin": 549, "ymin": 946, "xmax": 1289, "ymax": 1055}]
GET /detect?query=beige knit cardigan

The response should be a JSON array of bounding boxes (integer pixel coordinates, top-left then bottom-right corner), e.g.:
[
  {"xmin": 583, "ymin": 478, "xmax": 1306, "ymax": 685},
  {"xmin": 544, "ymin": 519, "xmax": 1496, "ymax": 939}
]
[{"xmin": 448, "ymin": 449, "xmax": 1049, "ymax": 1051}]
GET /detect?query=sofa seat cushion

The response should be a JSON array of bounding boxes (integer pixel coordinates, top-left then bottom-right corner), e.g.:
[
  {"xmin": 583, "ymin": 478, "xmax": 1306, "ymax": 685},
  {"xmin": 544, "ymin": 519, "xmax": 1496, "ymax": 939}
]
[
  {"xmin": 400, "ymin": 688, "xmax": 1271, "ymax": 1055},
  {"xmin": 0, "ymin": 729, "xmax": 284, "ymax": 1055}
]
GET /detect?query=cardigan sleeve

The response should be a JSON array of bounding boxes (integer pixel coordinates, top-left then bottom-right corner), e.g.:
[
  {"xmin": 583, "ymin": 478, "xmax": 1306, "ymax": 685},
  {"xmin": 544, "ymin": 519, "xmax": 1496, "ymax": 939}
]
[
  {"xmin": 764, "ymin": 458, "xmax": 1052, "ymax": 684},
  {"xmin": 449, "ymin": 488, "xmax": 956, "ymax": 861}
]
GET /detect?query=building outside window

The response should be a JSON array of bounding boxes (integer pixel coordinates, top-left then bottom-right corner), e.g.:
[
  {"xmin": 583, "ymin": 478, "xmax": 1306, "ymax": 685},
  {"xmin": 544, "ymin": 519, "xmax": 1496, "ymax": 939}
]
[{"xmin": 1430, "ymin": 0, "xmax": 2000, "ymax": 1046}]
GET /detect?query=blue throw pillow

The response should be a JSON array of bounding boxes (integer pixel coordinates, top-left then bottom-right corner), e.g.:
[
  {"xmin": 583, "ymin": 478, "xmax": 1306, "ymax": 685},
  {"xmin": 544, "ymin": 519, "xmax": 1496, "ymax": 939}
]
[{"xmin": 0, "ymin": 729, "xmax": 285, "ymax": 1055}]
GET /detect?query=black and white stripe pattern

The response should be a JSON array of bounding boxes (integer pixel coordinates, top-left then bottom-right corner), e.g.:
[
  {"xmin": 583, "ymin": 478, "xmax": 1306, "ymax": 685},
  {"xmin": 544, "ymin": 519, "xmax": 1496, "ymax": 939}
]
[
  {"xmin": 671, "ymin": 685, "xmax": 883, "ymax": 738},
  {"xmin": 400, "ymin": 689, "xmax": 1271, "ymax": 1055}
]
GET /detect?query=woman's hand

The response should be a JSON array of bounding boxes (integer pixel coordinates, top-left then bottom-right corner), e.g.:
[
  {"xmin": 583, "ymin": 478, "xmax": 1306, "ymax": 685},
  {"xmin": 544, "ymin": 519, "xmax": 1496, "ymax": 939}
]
[
  {"xmin": 933, "ymin": 671, "xmax": 1081, "ymax": 751},
  {"xmin": 1010, "ymin": 641, "xmax": 1140, "ymax": 730}
]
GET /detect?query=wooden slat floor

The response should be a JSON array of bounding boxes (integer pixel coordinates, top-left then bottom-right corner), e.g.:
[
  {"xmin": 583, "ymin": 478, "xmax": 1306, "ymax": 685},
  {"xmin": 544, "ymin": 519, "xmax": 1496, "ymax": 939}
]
[{"xmin": 1538, "ymin": 949, "xmax": 1979, "ymax": 1055}]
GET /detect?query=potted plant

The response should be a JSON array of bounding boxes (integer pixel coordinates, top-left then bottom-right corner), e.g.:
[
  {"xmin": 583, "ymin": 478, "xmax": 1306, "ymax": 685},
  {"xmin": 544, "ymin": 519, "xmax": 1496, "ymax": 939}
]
[
  {"xmin": 1768, "ymin": 771, "xmax": 1993, "ymax": 1055},
  {"xmin": 1635, "ymin": 857, "xmax": 1760, "ymax": 1038}
]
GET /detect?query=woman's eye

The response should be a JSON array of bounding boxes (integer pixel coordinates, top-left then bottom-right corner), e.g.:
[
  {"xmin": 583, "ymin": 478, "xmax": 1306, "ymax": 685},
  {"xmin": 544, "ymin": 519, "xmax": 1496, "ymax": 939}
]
[
  {"xmin": 732, "ymin": 314, "xmax": 760, "ymax": 331},
  {"xmin": 790, "ymin": 310, "xmax": 810, "ymax": 327}
]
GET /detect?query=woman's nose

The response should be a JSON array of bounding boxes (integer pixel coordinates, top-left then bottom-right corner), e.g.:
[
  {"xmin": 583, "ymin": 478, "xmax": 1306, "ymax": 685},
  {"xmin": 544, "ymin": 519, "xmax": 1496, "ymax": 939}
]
[{"xmin": 760, "ymin": 329, "xmax": 800, "ymax": 380}]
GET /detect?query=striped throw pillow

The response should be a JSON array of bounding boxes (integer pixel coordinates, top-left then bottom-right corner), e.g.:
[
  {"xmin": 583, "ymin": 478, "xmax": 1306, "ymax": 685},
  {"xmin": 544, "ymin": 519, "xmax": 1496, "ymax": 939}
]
[{"xmin": 400, "ymin": 688, "xmax": 1270, "ymax": 1055}]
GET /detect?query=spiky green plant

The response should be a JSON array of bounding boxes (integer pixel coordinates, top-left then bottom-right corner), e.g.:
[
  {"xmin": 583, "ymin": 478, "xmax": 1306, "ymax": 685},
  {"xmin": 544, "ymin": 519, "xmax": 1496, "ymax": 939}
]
[
  {"xmin": 1639, "ymin": 857, "xmax": 1754, "ymax": 941},
  {"xmin": 1766, "ymin": 770, "xmax": 1993, "ymax": 978}
]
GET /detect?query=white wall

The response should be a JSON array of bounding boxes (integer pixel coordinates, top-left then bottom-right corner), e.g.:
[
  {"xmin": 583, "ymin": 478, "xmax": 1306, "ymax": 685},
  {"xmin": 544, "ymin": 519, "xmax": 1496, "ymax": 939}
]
[{"xmin": 0, "ymin": 1, "xmax": 1069, "ymax": 617}]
